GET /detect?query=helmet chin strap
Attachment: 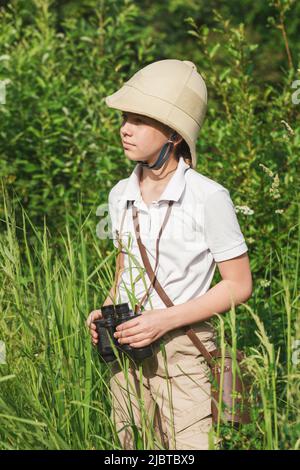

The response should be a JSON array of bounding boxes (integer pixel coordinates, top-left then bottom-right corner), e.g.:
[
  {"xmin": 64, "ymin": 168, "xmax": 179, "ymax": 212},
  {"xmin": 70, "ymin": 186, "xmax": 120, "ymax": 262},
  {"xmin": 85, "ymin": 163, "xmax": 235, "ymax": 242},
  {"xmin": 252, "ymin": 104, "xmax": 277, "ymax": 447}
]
[{"xmin": 137, "ymin": 131, "xmax": 178, "ymax": 170}]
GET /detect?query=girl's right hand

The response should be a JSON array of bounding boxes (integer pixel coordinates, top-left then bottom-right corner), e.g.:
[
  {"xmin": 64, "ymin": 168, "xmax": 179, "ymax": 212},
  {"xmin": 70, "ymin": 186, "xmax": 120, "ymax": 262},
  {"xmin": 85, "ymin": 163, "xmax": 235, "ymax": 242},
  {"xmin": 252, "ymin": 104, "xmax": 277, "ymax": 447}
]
[{"xmin": 86, "ymin": 310, "xmax": 102, "ymax": 346}]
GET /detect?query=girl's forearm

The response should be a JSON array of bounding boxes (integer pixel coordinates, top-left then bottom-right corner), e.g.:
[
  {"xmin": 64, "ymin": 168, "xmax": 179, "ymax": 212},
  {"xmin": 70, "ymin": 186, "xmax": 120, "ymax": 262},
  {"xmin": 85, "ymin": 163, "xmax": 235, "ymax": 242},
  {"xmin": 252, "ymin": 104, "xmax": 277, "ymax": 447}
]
[{"xmin": 164, "ymin": 279, "xmax": 252, "ymax": 330}]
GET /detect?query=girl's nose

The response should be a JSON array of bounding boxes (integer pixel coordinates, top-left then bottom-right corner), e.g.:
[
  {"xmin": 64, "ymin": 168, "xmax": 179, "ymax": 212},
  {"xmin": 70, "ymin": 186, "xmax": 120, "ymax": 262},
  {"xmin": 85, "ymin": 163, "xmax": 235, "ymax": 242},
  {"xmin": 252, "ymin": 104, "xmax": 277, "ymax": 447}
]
[{"xmin": 120, "ymin": 121, "xmax": 133, "ymax": 137}]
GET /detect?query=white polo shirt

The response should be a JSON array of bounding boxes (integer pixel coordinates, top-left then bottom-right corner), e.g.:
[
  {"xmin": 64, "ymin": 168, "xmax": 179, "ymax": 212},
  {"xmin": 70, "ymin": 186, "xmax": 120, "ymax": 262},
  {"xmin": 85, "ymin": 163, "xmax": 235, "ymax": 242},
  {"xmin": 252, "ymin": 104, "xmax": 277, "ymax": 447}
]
[{"xmin": 107, "ymin": 156, "xmax": 248, "ymax": 311}]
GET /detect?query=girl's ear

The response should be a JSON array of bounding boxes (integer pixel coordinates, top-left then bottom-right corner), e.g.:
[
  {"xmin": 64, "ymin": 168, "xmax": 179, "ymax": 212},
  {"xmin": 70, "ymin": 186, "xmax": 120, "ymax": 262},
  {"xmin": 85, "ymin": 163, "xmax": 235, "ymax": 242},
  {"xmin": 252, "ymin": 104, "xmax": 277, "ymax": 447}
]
[
  {"xmin": 173, "ymin": 132, "xmax": 183, "ymax": 145},
  {"xmin": 170, "ymin": 131, "xmax": 181, "ymax": 143}
]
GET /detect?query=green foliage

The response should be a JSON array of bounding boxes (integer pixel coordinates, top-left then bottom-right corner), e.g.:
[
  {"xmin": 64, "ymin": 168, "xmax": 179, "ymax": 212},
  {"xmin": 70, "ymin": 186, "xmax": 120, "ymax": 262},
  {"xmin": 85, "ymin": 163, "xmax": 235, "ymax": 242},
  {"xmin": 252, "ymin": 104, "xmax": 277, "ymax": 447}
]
[
  {"xmin": 0, "ymin": 189, "xmax": 299, "ymax": 449},
  {"xmin": 0, "ymin": 0, "xmax": 158, "ymax": 233},
  {"xmin": 0, "ymin": 0, "xmax": 299, "ymax": 450}
]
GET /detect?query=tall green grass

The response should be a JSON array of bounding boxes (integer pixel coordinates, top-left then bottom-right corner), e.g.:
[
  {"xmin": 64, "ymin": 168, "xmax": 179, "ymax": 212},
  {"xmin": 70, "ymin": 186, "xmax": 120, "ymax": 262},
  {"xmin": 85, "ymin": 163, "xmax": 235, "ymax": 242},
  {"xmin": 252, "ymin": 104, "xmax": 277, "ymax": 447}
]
[
  {"xmin": 0, "ymin": 186, "xmax": 299, "ymax": 450},
  {"xmin": 0, "ymin": 0, "xmax": 299, "ymax": 451}
]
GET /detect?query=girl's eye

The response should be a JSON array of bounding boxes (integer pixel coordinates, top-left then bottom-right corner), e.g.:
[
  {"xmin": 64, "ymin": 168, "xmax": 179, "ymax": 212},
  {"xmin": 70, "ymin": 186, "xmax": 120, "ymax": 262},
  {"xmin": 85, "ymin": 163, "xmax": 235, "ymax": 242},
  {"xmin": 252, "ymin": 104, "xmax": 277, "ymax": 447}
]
[{"xmin": 121, "ymin": 114, "xmax": 142, "ymax": 123}]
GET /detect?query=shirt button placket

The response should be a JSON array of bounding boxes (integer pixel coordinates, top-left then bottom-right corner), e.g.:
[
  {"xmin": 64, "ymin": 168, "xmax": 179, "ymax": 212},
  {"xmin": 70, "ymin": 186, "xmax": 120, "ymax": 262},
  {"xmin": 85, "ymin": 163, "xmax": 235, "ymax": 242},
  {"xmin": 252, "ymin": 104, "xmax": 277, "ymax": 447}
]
[
  {"xmin": 141, "ymin": 205, "xmax": 151, "ymax": 242},
  {"xmin": 150, "ymin": 201, "xmax": 160, "ymax": 245}
]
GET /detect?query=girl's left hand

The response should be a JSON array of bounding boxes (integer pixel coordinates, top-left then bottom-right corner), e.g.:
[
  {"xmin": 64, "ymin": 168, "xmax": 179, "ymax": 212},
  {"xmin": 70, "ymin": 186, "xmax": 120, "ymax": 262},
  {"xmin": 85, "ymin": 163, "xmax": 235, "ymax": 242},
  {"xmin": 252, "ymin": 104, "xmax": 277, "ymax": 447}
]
[{"xmin": 113, "ymin": 308, "xmax": 170, "ymax": 348}]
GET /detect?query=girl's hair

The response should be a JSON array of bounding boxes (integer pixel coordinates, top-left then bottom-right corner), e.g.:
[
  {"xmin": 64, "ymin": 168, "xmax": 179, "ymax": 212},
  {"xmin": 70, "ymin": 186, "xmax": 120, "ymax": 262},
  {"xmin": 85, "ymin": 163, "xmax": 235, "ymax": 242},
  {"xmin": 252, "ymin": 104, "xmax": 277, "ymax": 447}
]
[
  {"xmin": 173, "ymin": 134, "xmax": 193, "ymax": 168},
  {"xmin": 163, "ymin": 122, "xmax": 193, "ymax": 168}
]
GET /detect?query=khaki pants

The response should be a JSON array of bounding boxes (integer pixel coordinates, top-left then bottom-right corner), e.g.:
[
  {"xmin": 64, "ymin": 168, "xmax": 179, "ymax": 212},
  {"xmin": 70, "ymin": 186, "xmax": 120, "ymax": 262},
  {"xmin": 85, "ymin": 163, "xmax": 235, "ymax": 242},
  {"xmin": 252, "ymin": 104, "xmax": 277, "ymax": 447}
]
[{"xmin": 109, "ymin": 322, "xmax": 222, "ymax": 450}]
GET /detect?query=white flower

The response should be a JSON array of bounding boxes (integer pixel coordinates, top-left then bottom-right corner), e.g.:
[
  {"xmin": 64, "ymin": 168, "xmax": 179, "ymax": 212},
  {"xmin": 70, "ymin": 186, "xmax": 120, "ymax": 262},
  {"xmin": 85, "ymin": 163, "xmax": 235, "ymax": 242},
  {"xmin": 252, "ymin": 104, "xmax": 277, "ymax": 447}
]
[
  {"xmin": 281, "ymin": 120, "xmax": 294, "ymax": 136},
  {"xmin": 270, "ymin": 174, "xmax": 280, "ymax": 199},
  {"xmin": 260, "ymin": 280, "xmax": 271, "ymax": 288},
  {"xmin": 259, "ymin": 163, "xmax": 274, "ymax": 178},
  {"xmin": 235, "ymin": 205, "xmax": 254, "ymax": 215}
]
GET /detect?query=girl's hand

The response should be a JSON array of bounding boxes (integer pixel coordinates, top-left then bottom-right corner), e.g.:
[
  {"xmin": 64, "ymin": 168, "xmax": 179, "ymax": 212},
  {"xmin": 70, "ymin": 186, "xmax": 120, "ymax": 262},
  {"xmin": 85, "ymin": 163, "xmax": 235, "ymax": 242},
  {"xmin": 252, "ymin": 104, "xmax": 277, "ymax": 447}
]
[
  {"xmin": 86, "ymin": 309, "xmax": 102, "ymax": 346},
  {"xmin": 113, "ymin": 309, "xmax": 170, "ymax": 348}
]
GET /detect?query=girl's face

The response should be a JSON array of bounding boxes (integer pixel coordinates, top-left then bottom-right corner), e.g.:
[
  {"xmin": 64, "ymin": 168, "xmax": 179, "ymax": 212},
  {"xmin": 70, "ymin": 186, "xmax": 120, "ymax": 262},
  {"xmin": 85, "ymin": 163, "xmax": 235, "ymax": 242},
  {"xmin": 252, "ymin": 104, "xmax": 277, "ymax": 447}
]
[{"xmin": 119, "ymin": 111, "xmax": 174, "ymax": 165}]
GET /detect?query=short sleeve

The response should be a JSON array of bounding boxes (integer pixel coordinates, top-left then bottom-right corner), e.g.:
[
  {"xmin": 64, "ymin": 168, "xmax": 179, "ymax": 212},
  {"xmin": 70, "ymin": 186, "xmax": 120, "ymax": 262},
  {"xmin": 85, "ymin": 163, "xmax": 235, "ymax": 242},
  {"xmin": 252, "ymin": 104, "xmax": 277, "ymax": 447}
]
[{"xmin": 204, "ymin": 189, "xmax": 248, "ymax": 262}]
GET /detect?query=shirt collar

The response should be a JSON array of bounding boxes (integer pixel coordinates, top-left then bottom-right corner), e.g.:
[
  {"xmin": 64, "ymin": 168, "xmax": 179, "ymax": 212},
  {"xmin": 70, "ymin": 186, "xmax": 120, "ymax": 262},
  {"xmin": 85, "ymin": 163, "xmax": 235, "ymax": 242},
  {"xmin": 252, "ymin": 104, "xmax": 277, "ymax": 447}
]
[{"xmin": 117, "ymin": 157, "xmax": 191, "ymax": 205}]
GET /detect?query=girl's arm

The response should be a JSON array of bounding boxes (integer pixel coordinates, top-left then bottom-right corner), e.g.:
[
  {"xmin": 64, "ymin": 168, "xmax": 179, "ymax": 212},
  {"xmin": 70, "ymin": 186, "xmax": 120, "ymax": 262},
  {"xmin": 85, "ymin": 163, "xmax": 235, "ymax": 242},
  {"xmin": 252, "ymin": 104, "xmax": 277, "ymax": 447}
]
[
  {"xmin": 113, "ymin": 253, "xmax": 253, "ymax": 349},
  {"xmin": 165, "ymin": 252, "xmax": 252, "ymax": 329}
]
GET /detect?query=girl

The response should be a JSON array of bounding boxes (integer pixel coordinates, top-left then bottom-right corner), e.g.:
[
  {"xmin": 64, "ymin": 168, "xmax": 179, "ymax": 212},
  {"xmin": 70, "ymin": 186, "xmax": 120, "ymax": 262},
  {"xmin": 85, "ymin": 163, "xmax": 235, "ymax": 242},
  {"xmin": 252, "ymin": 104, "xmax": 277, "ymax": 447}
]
[{"xmin": 86, "ymin": 59, "xmax": 253, "ymax": 450}]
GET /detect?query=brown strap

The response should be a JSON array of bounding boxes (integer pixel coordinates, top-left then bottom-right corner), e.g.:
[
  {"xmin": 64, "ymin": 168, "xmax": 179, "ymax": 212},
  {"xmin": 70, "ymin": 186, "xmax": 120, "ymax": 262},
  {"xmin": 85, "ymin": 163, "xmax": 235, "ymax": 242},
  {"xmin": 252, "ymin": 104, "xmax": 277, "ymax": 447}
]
[
  {"xmin": 132, "ymin": 203, "xmax": 216, "ymax": 368},
  {"xmin": 113, "ymin": 200, "xmax": 175, "ymax": 314},
  {"xmin": 134, "ymin": 201, "xmax": 173, "ymax": 313},
  {"xmin": 132, "ymin": 200, "xmax": 174, "ymax": 313}
]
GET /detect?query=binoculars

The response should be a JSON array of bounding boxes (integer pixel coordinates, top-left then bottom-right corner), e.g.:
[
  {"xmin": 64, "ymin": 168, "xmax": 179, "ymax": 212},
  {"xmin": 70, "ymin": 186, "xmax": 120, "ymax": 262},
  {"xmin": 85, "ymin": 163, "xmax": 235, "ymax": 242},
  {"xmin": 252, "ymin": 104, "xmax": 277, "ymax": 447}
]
[{"xmin": 94, "ymin": 302, "xmax": 154, "ymax": 363}]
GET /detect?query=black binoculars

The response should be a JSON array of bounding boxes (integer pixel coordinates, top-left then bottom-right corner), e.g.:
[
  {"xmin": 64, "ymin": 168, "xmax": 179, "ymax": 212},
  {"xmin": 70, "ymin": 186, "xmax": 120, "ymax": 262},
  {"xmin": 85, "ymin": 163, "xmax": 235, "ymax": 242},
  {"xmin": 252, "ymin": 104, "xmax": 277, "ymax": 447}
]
[{"xmin": 94, "ymin": 302, "xmax": 154, "ymax": 363}]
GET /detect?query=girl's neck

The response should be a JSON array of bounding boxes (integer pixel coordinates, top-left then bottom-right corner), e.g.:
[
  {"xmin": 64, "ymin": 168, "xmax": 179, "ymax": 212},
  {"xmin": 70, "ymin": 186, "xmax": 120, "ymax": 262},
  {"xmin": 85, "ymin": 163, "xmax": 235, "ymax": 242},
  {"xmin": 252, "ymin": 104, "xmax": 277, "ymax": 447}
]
[{"xmin": 139, "ymin": 156, "xmax": 179, "ymax": 187}]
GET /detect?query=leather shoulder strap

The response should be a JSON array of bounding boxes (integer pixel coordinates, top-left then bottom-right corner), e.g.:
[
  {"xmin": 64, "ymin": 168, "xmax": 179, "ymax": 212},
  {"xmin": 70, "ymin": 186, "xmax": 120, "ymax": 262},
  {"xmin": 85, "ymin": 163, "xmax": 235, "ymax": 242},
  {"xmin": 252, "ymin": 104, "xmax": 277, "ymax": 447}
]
[{"xmin": 132, "ymin": 202, "xmax": 215, "ymax": 367}]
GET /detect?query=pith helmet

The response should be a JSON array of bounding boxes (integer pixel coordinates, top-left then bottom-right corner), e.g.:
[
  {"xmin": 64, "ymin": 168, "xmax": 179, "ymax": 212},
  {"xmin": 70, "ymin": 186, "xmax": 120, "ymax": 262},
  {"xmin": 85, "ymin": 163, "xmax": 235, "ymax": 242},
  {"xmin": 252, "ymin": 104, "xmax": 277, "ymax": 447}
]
[{"xmin": 105, "ymin": 59, "xmax": 207, "ymax": 168}]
